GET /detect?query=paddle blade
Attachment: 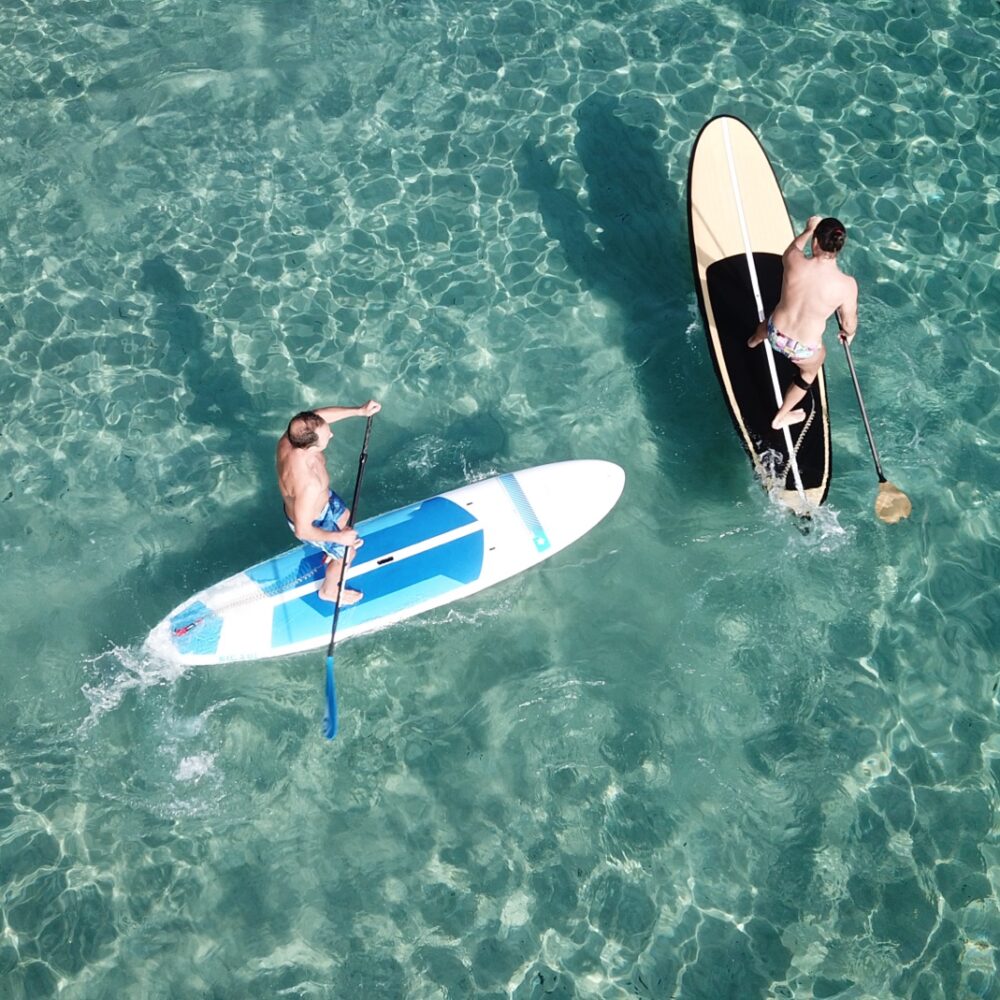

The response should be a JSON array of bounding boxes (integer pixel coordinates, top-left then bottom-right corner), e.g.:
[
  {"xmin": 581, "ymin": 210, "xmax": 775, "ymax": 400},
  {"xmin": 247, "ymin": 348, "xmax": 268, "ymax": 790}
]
[
  {"xmin": 324, "ymin": 655, "xmax": 338, "ymax": 739},
  {"xmin": 876, "ymin": 480, "xmax": 912, "ymax": 524}
]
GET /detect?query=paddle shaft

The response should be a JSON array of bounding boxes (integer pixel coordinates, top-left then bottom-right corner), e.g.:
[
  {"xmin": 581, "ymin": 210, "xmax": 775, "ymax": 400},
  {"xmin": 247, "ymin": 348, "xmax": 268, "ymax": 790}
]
[
  {"xmin": 841, "ymin": 338, "xmax": 887, "ymax": 484},
  {"xmin": 325, "ymin": 415, "xmax": 374, "ymax": 658}
]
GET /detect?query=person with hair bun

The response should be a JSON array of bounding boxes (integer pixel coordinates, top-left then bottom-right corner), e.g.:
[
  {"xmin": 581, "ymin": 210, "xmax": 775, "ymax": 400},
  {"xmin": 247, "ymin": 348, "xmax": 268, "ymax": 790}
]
[
  {"xmin": 276, "ymin": 400, "xmax": 381, "ymax": 603},
  {"xmin": 748, "ymin": 215, "xmax": 859, "ymax": 429}
]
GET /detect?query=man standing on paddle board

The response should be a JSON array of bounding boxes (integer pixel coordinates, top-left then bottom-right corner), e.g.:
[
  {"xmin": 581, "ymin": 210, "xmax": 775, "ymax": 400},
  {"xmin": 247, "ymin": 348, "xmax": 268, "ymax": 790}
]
[
  {"xmin": 747, "ymin": 215, "xmax": 858, "ymax": 430},
  {"xmin": 277, "ymin": 401, "xmax": 381, "ymax": 603}
]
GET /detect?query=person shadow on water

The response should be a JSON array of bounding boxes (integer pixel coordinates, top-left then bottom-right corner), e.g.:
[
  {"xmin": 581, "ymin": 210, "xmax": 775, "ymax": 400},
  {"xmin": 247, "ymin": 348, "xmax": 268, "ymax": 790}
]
[
  {"xmin": 516, "ymin": 92, "xmax": 735, "ymax": 497},
  {"xmin": 94, "ymin": 256, "xmax": 285, "ymax": 653}
]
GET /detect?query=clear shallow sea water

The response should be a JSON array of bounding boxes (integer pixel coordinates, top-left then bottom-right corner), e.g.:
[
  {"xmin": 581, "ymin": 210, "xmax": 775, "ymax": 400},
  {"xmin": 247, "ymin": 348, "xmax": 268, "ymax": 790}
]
[{"xmin": 1, "ymin": 0, "xmax": 998, "ymax": 996}]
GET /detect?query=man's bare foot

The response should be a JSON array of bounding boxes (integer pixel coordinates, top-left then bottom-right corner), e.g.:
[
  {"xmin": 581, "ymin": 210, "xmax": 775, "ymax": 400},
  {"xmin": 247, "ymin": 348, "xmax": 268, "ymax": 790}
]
[
  {"xmin": 772, "ymin": 409, "xmax": 806, "ymax": 430},
  {"xmin": 318, "ymin": 586, "xmax": 364, "ymax": 605}
]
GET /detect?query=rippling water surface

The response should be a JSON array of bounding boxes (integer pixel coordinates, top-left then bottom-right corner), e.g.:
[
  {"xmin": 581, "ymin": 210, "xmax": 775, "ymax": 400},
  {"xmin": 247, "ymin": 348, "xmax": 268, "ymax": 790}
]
[{"xmin": 2, "ymin": 0, "xmax": 999, "ymax": 996}]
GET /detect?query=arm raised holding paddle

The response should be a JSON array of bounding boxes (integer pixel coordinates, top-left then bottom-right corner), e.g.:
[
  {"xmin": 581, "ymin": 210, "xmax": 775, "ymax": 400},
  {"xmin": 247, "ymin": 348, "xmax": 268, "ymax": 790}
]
[{"xmin": 311, "ymin": 401, "xmax": 381, "ymax": 426}]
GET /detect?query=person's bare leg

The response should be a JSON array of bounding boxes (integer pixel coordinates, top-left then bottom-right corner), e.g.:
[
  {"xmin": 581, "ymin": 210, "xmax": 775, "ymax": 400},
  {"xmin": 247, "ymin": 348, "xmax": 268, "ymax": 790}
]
[
  {"xmin": 317, "ymin": 507, "xmax": 362, "ymax": 603},
  {"xmin": 772, "ymin": 392, "xmax": 808, "ymax": 429},
  {"xmin": 318, "ymin": 552, "xmax": 363, "ymax": 603},
  {"xmin": 772, "ymin": 350, "xmax": 824, "ymax": 429},
  {"xmin": 748, "ymin": 320, "xmax": 767, "ymax": 348}
]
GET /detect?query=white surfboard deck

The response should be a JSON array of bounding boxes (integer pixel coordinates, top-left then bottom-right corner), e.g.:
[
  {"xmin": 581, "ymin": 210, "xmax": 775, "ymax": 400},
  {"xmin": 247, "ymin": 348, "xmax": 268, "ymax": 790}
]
[{"xmin": 145, "ymin": 460, "xmax": 625, "ymax": 666}]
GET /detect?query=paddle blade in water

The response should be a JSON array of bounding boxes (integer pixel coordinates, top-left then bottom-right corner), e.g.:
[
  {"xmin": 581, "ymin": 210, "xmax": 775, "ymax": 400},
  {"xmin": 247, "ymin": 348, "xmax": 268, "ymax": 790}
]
[
  {"xmin": 876, "ymin": 481, "xmax": 912, "ymax": 524},
  {"xmin": 324, "ymin": 655, "xmax": 338, "ymax": 739}
]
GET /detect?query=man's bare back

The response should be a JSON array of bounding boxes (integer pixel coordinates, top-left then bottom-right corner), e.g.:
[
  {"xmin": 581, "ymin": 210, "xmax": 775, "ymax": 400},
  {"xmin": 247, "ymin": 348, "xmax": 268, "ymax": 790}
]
[
  {"xmin": 277, "ymin": 436, "xmax": 331, "ymax": 534},
  {"xmin": 771, "ymin": 215, "xmax": 858, "ymax": 348},
  {"xmin": 748, "ymin": 216, "xmax": 858, "ymax": 429}
]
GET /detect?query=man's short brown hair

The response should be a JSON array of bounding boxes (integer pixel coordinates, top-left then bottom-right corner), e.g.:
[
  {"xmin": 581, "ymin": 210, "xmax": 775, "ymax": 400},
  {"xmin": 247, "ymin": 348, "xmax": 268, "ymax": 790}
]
[
  {"xmin": 815, "ymin": 217, "xmax": 846, "ymax": 254},
  {"xmin": 287, "ymin": 411, "xmax": 325, "ymax": 448}
]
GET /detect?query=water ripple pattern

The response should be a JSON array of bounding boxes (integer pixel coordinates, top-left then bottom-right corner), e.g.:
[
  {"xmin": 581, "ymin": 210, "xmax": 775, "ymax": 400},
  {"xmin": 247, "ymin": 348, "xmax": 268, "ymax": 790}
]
[{"xmin": 1, "ymin": 0, "xmax": 998, "ymax": 997}]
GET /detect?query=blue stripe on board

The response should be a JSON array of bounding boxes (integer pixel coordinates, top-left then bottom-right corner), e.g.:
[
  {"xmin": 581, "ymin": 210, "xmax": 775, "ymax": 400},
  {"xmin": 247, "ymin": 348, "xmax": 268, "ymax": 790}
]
[
  {"xmin": 245, "ymin": 496, "xmax": 477, "ymax": 594},
  {"xmin": 269, "ymin": 529, "xmax": 486, "ymax": 650},
  {"xmin": 499, "ymin": 473, "xmax": 550, "ymax": 553},
  {"xmin": 243, "ymin": 550, "xmax": 326, "ymax": 594},
  {"xmin": 354, "ymin": 496, "xmax": 478, "ymax": 564}
]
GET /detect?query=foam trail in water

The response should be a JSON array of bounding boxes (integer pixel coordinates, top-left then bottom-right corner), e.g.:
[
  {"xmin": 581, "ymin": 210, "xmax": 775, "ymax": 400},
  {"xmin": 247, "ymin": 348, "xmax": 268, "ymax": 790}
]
[{"xmin": 79, "ymin": 643, "xmax": 188, "ymax": 733}]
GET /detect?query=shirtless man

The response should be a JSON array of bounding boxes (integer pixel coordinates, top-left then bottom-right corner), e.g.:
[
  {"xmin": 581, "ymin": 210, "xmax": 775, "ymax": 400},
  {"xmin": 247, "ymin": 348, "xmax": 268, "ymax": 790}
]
[
  {"xmin": 276, "ymin": 400, "xmax": 381, "ymax": 603},
  {"xmin": 748, "ymin": 215, "xmax": 858, "ymax": 429}
]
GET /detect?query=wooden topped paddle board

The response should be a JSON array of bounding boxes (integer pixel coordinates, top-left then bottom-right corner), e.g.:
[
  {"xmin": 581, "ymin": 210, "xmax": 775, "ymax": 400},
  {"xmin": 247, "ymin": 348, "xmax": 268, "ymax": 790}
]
[{"xmin": 688, "ymin": 115, "xmax": 831, "ymax": 511}]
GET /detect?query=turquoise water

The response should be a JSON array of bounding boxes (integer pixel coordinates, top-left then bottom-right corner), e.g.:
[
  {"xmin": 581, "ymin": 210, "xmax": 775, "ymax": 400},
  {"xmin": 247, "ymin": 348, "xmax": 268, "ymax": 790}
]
[{"xmin": 1, "ymin": 0, "xmax": 998, "ymax": 995}]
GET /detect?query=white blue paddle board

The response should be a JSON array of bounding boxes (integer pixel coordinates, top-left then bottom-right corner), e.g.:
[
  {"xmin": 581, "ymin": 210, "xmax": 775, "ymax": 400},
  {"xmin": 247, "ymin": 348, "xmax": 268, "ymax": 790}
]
[{"xmin": 146, "ymin": 460, "xmax": 625, "ymax": 666}]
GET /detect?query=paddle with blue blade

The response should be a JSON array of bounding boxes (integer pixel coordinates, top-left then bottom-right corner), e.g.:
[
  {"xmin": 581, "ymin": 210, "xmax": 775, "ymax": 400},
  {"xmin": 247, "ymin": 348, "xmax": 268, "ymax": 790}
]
[{"xmin": 324, "ymin": 414, "xmax": 375, "ymax": 738}]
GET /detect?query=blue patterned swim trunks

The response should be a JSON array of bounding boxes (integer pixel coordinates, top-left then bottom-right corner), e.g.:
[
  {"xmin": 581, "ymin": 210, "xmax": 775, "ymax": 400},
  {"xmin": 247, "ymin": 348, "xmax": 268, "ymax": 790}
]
[{"xmin": 285, "ymin": 489, "xmax": 349, "ymax": 559}]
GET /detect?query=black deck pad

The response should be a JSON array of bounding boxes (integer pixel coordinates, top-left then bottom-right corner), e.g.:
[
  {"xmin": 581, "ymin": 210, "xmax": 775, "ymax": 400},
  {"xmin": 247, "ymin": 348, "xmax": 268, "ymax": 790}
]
[{"xmin": 705, "ymin": 252, "xmax": 829, "ymax": 496}]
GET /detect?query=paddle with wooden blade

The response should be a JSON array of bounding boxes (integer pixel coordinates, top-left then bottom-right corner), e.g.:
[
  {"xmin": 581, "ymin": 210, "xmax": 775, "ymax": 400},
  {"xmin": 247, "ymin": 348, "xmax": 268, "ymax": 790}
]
[
  {"xmin": 840, "ymin": 336, "xmax": 911, "ymax": 523},
  {"xmin": 324, "ymin": 414, "xmax": 375, "ymax": 739}
]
